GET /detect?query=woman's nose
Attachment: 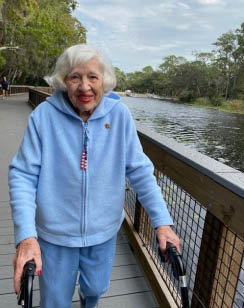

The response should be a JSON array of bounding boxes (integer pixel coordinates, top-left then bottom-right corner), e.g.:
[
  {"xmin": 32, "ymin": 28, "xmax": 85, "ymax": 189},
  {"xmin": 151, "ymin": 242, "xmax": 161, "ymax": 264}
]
[{"xmin": 78, "ymin": 77, "xmax": 90, "ymax": 91}]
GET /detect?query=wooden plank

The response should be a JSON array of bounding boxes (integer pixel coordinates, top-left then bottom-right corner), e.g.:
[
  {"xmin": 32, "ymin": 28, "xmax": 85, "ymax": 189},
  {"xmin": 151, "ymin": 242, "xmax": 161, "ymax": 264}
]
[
  {"xmin": 0, "ymin": 220, "xmax": 13, "ymax": 228},
  {"xmin": 0, "ymin": 227, "xmax": 14, "ymax": 236},
  {"xmin": 0, "ymin": 293, "xmax": 19, "ymax": 308},
  {"xmin": 116, "ymin": 243, "xmax": 132, "ymax": 255},
  {"xmin": 0, "ymin": 244, "xmax": 15, "ymax": 254},
  {"xmin": 113, "ymin": 253, "xmax": 137, "ymax": 267},
  {"xmin": 0, "ymin": 253, "xmax": 14, "ymax": 266},
  {"xmin": 0, "ymin": 207, "xmax": 11, "ymax": 217},
  {"xmin": 104, "ymin": 277, "xmax": 151, "ymax": 297},
  {"xmin": 0, "ymin": 235, "xmax": 14, "ymax": 244},
  {"xmin": 0, "ymin": 277, "xmax": 39, "ymax": 295},
  {"xmin": 111, "ymin": 264, "xmax": 143, "ymax": 281},
  {"xmin": 117, "ymin": 232, "xmax": 129, "ymax": 244},
  {"xmin": 0, "ymin": 265, "xmax": 13, "ymax": 279},
  {"xmin": 72, "ymin": 292, "xmax": 159, "ymax": 308}
]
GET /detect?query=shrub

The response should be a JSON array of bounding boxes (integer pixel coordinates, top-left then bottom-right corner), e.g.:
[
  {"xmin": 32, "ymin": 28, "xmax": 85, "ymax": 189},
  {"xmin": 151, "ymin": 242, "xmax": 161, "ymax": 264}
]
[
  {"xmin": 179, "ymin": 90, "xmax": 195, "ymax": 102},
  {"xmin": 194, "ymin": 97, "xmax": 211, "ymax": 105},
  {"xmin": 210, "ymin": 96, "xmax": 223, "ymax": 106}
]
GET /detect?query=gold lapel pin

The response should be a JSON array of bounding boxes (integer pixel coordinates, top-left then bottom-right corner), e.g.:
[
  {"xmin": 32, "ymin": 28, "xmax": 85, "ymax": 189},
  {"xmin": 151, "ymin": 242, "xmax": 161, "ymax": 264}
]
[{"xmin": 105, "ymin": 123, "xmax": 110, "ymax": 129}]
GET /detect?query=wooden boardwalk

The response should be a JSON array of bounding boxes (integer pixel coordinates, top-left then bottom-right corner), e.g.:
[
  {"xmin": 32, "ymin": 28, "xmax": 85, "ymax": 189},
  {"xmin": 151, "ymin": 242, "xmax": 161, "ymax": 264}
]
[{"xmin": 0, "ymin": 94, "xmax": 159, "ymax": 308}]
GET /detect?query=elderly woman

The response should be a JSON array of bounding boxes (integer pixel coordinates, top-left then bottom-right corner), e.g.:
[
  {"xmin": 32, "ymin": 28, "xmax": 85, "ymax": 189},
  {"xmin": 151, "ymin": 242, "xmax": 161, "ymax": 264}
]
[{"xmin": 9, "ymin": 44, "xmax": 180, "ymax": 308}]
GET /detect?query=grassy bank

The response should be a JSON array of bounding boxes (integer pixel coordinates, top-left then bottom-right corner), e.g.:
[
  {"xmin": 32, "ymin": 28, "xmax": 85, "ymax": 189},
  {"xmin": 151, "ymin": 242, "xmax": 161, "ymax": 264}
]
[{"xmin": 190, "ymin": 97, "xmax": 244, "ymax": 114}]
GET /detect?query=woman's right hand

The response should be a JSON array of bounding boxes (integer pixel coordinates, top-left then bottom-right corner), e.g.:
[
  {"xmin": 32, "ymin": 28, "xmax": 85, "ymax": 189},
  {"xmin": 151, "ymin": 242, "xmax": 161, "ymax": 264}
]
[{"xmin": 13, "ymin": 237, "xmax": 42, "ymax": 294}]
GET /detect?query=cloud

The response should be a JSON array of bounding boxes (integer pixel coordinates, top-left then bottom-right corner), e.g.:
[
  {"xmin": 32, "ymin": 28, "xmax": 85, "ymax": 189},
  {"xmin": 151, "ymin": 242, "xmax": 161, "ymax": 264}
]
[
  {"xmin": 74, "ymin": 0, "xmax": 244, "ymax": 72},
  {"xmin": 127, "ymin": 42, "xmax": 184, "ymax": 52},
  {"xmin": 178, "ymin": 2, "xmax": 191, "ymax": 9},
  {"xmin": 175, "ymin": 24, "xmax": 191, "ymax": 30},
  {"xmin": 198, "ymin": 0, "xmax": 221, "ymax": 4}
]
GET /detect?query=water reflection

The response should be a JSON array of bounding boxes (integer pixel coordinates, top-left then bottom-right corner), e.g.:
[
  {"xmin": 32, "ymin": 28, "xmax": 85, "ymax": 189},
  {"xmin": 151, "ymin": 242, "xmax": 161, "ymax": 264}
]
[{"xmin": 122, "ymin": 96, "xmax": 244, "ymax": 172}]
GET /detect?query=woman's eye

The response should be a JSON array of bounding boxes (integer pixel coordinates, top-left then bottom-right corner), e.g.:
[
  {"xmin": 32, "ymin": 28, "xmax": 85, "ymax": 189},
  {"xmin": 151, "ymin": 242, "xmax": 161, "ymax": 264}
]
[
  {"xmin": 71, "ymin": 75, "xmax": 80, "ymax": 81},
  {"xmin": 89, "ymin": 75, "xmax": 97, "ymax": 80}
]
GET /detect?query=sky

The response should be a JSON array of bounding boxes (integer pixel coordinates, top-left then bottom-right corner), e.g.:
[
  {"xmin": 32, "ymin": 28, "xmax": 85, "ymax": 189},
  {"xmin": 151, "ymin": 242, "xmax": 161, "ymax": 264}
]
[{"xmin": 73, "ymin": 0, "xmax": 244, "ymax": 73}]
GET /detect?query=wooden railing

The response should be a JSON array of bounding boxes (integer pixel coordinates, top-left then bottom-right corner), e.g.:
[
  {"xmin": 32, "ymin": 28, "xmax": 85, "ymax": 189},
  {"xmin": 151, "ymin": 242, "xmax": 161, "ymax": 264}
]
[
  {"xmin": 124, "ymin": 125, "xmax": 244, "ymax": 308},
  {"xmin": 28, "ymin": 87, "xmax": 53, "ymax": 108},
  {"xmin": 0, "ymin": 85, "xmax": 29, "ymax": 96},
  {"xmin": 27, "ymin": 88, "xmax": 244, "ymax": 308}
]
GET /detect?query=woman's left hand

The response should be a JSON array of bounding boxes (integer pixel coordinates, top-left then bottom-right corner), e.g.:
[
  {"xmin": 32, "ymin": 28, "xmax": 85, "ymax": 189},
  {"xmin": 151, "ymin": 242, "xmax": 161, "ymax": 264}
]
[{"xmin": 156, "ymin": 225, "xmax": 181, "ymax": 255}]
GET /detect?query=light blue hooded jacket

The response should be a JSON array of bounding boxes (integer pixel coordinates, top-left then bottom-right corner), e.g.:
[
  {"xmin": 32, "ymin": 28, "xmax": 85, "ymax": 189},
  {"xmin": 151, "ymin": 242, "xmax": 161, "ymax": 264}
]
[{"xmin": 9, "ymin": 91, "xmax": 173, "ymax": 247}]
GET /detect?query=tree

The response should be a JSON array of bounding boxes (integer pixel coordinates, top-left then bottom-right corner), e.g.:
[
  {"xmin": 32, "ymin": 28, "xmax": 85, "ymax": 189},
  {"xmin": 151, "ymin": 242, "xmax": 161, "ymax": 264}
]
[
  {"xmin": 114, "ymin": 67, "xmax": 127, "ymax": 91},
  {"xmin": 142, "ymin": 66, "xmax": 154, "ymax": 74},
  {"xmin": 193, "ymin": 51, "xmax": 215, "ymax": 66},
  {"xmin": 159, "ymin": 55, "xmax": 187, "ymax": 74},
  {"xmin": 213, "ymin": 31, "xmax": 238, "ymax": 99},
  {"xmin": 0, "ymin": 0, "xmax": 86, "ymax": 84},
  {"xmin": 158, "ymin": 55, "xmax": 187, "ymax": 96},
  {"xmin": 233, "ymin": 22, "xmax": 244, "ymax": 98}
]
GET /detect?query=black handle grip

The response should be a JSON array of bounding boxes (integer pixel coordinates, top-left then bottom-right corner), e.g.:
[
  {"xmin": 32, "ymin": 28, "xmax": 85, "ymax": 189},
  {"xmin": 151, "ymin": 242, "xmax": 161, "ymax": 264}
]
[
  {"xmin": 157, "ymin": 241, "xmax": 190, "ymax": 308},
  {"xmin": 17, "ymin": 260, "xmax": 36, "ymax": 308}
]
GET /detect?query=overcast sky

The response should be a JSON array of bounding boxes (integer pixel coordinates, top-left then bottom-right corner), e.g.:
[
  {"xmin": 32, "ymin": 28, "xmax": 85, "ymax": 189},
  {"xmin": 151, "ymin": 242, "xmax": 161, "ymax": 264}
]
[{"xmin": 73, "ymin": 0, "xmax": 244, "ymax": 73}]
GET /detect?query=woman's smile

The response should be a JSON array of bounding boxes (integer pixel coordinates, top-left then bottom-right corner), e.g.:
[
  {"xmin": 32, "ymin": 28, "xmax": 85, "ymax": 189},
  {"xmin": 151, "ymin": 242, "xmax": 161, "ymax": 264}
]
[{"xmin": 78, "ymin": 94, "xmax": 94, "ymax": 104}]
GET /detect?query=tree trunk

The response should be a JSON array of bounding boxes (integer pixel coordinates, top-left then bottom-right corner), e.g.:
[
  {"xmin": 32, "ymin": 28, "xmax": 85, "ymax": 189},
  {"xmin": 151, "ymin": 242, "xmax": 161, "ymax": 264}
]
[{"xmin": 225, "ymin": 73, "xmax": 230, "ymax": 100}]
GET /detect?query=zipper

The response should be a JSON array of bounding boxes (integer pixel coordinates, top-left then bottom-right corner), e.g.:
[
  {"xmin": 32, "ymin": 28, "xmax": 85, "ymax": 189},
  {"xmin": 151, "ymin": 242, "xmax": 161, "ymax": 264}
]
[
  {"xmin": 81, "ymin": 122, "xmax": 88, "ymax": 171},
  {"xmin": 80, "ymin": 122, "xmax": 89, "ymax": 245}
]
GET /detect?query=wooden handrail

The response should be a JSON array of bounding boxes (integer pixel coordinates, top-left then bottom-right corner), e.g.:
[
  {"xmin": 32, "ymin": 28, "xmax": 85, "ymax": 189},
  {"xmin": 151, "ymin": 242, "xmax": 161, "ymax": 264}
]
[{"xmin": 136, "ymin": 124, "xmax": 244, "ymax": 238}]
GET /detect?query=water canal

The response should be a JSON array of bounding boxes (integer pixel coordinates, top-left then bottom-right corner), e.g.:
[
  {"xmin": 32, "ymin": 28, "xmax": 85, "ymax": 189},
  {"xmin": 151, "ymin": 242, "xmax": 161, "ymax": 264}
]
[{"xmin": 122, "ymin": 96, "xmax": 244, "ymax": 173}]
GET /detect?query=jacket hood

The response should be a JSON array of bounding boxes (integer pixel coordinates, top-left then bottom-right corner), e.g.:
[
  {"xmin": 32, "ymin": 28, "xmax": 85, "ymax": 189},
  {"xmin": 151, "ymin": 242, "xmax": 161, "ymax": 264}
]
[{"xmin": 46, "ymin": 90, "xmax": 121, "ymax": 121}]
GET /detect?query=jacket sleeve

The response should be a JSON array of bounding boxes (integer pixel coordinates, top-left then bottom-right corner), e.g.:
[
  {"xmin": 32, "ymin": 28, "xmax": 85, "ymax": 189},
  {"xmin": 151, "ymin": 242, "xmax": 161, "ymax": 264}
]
[
  {"xmin": 124, "ymin": 108, "xmax": 173, "ymax": 228},
  {"xmin": 8, "ymin": 113, "xmax": 41, "ymax": 246}
]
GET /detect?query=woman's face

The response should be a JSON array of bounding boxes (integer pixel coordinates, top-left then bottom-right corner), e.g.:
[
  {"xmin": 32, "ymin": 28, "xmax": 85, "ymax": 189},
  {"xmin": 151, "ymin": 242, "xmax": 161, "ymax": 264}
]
[{"xmin": 65, "ymin": 57, "xmax": 104, "ymax": 120}]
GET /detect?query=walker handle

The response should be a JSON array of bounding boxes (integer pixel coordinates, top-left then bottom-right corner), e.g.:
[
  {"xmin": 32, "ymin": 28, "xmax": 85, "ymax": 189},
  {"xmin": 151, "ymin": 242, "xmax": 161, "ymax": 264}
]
[
  {"xmin": 157, "ymin": 241, "xmax": 190, "ymax": 308},
  {"xmin": 17, "ymin": 260, "xmax": 36, "ymax": 308}
]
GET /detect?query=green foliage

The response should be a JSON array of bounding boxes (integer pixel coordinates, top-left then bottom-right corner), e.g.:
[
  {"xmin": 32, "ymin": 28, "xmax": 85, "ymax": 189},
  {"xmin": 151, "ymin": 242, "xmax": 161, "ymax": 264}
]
[
  {"xmin": 0, "ymin": 55, "xmax": 6, "ymax": 67},
  {"xmin": 124, "ymin": 69, "xmax": 164, "ymax": 95},
  {"xmin": 142, "ymin": 66, "xmax": 153, "ymax": 74},
  {"xmin": 0, "ymin": 0, "xmax": 86, "ymax": 84},
  {"xmin": 159, "ymin": 55, "xmax": 187, "ymax": 74},
  {"xmin": 114, "ymin": 67, "xmax": 127, "ymax": 91},
  {"xmin": 190, "ymin": 97, "xmax": 244, "ymax": 114},
  {"xmin": 179, "ymin": 90, "xmax": 195, "ymax": 102},
  {"xmin": 193, "ymin": 97, "xmax": 211, "ymax": 105},
  {"xmin": 210, "ymin": 96, "xmax": 223, "ymax": 106},
  {"xmin": 220, "ymin": 99, "xmax": 244, "ymax": 113}
]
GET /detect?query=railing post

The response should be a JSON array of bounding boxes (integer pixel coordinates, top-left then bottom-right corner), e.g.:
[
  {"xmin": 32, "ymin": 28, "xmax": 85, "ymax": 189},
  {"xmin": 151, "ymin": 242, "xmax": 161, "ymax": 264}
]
[
  {"xmin": 134, "ymin": 195, "xmax": 142, "ymax": 233},
  {"xmin": 191, "ymin": 211, "xmax": 223, "ymax": 307}
]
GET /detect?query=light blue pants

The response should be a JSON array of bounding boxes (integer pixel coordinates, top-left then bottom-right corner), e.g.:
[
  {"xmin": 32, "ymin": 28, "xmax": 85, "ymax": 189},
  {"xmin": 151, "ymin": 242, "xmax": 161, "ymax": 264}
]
[{"xmin": 38, "ymin": 235, "xmax": 117, "ymax": 308}]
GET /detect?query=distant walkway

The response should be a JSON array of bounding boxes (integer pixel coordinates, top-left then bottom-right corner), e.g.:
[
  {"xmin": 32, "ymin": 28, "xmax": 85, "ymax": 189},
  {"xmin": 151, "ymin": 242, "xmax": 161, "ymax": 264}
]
[{"xmin": 0, "ymin": 95, "xmax": 159, "ymax": 308}]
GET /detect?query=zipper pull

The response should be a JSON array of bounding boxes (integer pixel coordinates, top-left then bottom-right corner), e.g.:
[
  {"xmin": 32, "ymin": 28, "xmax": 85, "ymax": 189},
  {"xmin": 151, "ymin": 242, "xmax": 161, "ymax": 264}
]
[
  {"xmin": 81, "ymin": 123, "xmax": 88, "ymax": 171},
  {"xmin": 80, "ymin": 147, "xmax": 87, "ymax": 171}
]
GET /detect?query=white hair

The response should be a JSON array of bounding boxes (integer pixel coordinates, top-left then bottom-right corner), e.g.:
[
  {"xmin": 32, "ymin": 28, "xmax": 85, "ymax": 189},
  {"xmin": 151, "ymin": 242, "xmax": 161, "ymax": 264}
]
[{"xmin": 44, "ymin": 44, "xmax": 117, "ymax": 93}]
